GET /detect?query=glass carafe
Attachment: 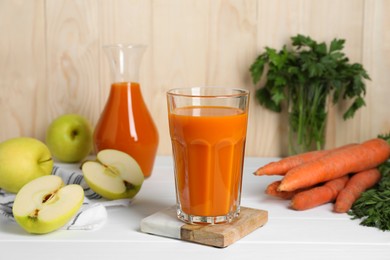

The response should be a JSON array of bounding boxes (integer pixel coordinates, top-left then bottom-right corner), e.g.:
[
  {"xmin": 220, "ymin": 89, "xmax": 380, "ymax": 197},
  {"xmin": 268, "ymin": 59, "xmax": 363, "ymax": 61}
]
[{"xmin": 94, "ymin": 44, "xmax": 158, "ymax": 178}]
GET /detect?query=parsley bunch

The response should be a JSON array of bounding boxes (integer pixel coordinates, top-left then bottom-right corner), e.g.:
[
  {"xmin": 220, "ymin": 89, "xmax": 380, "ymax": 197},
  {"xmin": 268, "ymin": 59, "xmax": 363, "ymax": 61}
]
[{"xmin": 250, "ymin": 35, "xmax": 370, "ymax": 154}]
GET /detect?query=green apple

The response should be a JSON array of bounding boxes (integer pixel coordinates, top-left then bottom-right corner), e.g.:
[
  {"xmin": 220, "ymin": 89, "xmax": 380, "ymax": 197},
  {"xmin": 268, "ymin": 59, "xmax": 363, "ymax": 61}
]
[
  {"xmin": 0, "ymin": 137, "xmax": 53, "ymax": 193},
  {"xmin": 81, "ymin": 149, "xmax": 144, "ymax": 200},
  {"xmin": 13, "ymin": 175, "xmax": 84, "ymax": 234},
  {"xmin": 46, "ymin": 114, "xmax": 93, "ymax": 163}
]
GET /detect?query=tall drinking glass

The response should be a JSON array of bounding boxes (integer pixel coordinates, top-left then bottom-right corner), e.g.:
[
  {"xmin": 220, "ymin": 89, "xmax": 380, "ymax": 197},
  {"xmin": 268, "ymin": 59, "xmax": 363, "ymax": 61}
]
[{"xmin": 167, "ymin": 87, "xmax": 249, "ymax": 224}]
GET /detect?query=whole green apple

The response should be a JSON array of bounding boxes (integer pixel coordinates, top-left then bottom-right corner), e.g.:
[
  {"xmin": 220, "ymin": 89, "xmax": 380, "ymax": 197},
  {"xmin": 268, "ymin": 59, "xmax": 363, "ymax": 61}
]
[
  {"xmin": 46, "ymin": 114, "xmax": 93, "ymax": 163},
  {"xmin": 0, "ymin": 137, "xmax": 53, "ymax": 193}
]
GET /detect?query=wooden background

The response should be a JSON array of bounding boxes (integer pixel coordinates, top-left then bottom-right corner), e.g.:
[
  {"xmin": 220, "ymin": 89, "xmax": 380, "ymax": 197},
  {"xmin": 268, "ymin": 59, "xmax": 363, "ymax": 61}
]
[{"xmin": 0, "ymin": 0, "xmax": 389, "ymax": 157}]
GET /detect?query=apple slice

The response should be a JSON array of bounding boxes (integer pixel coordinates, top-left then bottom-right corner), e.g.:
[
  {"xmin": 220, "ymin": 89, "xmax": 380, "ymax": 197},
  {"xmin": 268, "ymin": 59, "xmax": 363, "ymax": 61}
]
[
  {"xmin": 12, "ymin": 175, "xmax": 84, "ymax": 234},
  {"xmin": 81, "ymin": 149, "xmax": 144, "ymax": 200}
]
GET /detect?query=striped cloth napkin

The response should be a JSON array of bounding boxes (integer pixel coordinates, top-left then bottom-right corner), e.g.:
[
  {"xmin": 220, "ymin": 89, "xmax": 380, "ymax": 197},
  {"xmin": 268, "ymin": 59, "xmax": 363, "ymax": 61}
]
[{"xmin": 0, "ymin": 165, "xmax": 132, "ymax": 231}]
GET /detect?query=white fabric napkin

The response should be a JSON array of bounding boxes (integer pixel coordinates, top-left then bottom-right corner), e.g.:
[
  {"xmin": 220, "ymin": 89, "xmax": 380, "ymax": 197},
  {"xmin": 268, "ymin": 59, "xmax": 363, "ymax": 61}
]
[{"xmin": 0, "ymin": 165, "xmax": 132, "ymax": 231}]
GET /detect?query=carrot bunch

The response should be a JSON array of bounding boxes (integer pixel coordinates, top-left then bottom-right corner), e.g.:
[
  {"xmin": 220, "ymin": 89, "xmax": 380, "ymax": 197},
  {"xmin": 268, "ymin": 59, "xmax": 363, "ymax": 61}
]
[{"xmin": 254, "ymin": 138, "xmax": 390, "ymax": 212}]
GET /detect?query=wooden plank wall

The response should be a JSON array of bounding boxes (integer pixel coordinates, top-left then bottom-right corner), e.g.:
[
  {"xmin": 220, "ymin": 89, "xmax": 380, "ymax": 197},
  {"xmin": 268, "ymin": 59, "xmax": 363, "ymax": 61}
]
[{"xmin": 0, "ymin": 0, "xmax": 388, "ymax": 157}]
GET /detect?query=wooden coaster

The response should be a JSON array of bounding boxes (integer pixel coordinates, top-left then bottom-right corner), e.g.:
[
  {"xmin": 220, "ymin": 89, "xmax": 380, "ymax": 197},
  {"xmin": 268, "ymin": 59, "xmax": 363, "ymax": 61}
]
[{"xmin": 140, "ymin": 206, "xmax": 268, "ymax": 248}]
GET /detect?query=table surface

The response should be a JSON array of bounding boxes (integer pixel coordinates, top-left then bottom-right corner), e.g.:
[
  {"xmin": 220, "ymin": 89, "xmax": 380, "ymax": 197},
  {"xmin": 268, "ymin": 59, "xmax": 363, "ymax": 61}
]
[{"xmin": 1, "ymin": 156, "xmax": 389, "ymax": 260}]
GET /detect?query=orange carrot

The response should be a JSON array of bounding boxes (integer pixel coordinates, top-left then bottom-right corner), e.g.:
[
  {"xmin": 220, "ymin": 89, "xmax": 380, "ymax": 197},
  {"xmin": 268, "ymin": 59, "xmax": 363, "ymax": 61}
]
[
  {"xmin": 291, "ymin": 175, "xmax": 349, "ymax": 210},
  {"xmin": 265, "ymin": 180, "xmax": 310, "ymax": 199},
  {"xmin": 278, "ymin": 138, "xmax": 390, "ymax": 192},
  {"xmin": 254, "ymin": 144, "xmax": 357, "ymax": 176},
  {"xmin": 334, "ymin": 168, "xmax": 381, "ymax": 213},
  {"xmin": 255, "ymin": 150, "xmax": 330, "ymax": 176}
]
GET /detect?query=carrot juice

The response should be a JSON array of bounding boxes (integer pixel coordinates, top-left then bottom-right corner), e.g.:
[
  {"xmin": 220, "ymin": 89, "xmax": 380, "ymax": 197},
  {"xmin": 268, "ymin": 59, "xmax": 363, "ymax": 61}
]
[
  {"xmin": 94, "ymin": 82, "xmax": 159, "ymax": 178},
  {"xmin": 168, "ymin": 105, "xmax": 248, "ymax": 222}
]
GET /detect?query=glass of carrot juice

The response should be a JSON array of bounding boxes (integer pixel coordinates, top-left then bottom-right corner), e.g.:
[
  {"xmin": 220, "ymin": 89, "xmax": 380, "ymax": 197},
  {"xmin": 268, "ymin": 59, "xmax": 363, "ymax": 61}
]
[{"xmin": 167, "ymin": 87, "xmax": 249, "ymax": 224}]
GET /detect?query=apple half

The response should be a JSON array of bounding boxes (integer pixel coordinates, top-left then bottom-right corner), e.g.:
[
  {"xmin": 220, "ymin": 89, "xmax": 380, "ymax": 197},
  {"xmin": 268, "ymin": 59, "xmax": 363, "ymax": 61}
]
[
  {"xmin": 81, "ymin": 149, "xmax": 144, "ymax": 200},
  {"xmin": 12, "ymin": 175, "xmax": 84, "ymax": 234}
]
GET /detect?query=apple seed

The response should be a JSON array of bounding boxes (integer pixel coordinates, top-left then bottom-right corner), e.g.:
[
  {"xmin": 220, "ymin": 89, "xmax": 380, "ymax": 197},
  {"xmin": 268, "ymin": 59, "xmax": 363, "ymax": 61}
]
[
  {"xmin": 29, "ymin": 209, "xmax": 39, "ymax": 219},
  {"xmin": 124, "ymin": 181, "xmax": 135, "ymax": 190},
  {"xmin": 42, "ymin": 193, "xmax": 54, "ymax": 203}
]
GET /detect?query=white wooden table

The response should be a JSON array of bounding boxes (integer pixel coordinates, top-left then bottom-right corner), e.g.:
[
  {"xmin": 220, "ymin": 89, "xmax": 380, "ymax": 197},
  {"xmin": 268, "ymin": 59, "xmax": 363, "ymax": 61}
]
[{"xmin": 1, "ymin": 156, "xmax": 389, "ymax": 260}]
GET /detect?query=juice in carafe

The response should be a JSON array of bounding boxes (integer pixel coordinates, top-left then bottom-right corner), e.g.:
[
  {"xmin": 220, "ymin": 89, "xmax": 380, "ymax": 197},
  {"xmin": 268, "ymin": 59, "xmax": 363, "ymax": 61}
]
[{"xmin": 94, "ymin": 81, "xmax": 158, "ymax": 178}]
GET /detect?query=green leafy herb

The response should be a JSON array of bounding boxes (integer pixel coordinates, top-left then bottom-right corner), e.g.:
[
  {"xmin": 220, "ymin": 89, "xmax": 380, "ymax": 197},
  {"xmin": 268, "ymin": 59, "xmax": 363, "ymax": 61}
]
[
  {"xmin": 250, "ymin": 35, "xmax": 370, "ymax": 154},
  {"xmin": 348, "ymin": 134, "xmax": 390, "ymax": 231}
]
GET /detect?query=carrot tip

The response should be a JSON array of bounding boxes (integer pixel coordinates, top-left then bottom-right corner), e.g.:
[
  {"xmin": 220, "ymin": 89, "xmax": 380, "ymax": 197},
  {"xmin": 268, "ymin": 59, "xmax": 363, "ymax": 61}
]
[
  {"xmin": 277, "ymin": 184, "xmax": 286, "ymax": 192},
  {"xmin": 252, "ymin": 171, "xmax": 259, "ymax": 176}
]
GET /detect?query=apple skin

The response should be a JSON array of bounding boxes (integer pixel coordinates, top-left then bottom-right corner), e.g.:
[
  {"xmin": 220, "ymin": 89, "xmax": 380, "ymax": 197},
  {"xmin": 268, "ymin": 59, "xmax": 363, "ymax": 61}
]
[
  {"xmin": 0, "ymin": 137, "xmax": 53, "ymax": 193},
  {"xmin": 46, "ymin": 114, "xmax": 93, "ymax": 163},
  {"xmin": 13, "ymin": 175, "xmax": 84, "ymax": 234},
  {"xmin": 86, "ymin": 176, "xmax": 142, "ymax": 200}
]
